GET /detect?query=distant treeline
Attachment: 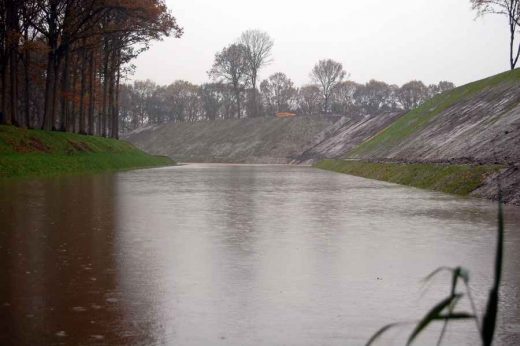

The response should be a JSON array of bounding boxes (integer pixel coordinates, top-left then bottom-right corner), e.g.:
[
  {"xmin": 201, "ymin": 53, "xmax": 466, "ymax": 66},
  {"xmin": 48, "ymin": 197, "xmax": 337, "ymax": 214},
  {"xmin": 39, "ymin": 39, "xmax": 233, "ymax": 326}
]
[
  {"xmin": 0, "ymin": 5, "xmax": 454, "ymax": 139},
  {"xmin": 0, "ymin": 0, "xmax": 181, "ymax": 138},
  {"xmin": 120, "ymin": 77, "xmax": 454, "ymax": 133},
  {"xmin": 120, "ymin": 29, "xmax": 454, "ymax": 133}
]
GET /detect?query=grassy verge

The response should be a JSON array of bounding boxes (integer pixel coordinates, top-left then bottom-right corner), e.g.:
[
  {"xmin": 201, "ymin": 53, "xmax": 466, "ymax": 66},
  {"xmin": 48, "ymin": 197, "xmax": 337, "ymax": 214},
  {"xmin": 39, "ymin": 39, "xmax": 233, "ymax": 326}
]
[
  {"xmin": 0, "ymin": 125, "xmax": 173, "ymax": 178},
  {"xmin": 314, "ymin": 159, "xmax": 503, "ymax": 196}
]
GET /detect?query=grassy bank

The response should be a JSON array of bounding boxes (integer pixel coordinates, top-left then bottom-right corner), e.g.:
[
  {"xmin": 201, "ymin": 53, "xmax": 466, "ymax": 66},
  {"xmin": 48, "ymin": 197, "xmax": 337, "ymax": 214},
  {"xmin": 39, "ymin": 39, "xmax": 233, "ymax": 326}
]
[
  {"xmin": 0, "ymin": 125, "xmax": 173, "ymax": 178},
  {"xmin": 348, "ymin": 68, "xmax": 520, "ymax": 158},
  {"xmin": 314, "ymin": 159, "xmax": 503, "ymax": 196}
]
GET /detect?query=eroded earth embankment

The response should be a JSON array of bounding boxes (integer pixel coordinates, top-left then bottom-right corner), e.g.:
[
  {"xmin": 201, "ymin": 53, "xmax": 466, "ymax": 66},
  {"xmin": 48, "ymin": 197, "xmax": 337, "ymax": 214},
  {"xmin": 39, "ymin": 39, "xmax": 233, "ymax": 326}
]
[
  {"xmin": 290, "ymin": 111, "xmax": 405, "ymax": 164},
  {"xmin": 125, "ymin": 116, "xmax": 337, "ymax": 163}
]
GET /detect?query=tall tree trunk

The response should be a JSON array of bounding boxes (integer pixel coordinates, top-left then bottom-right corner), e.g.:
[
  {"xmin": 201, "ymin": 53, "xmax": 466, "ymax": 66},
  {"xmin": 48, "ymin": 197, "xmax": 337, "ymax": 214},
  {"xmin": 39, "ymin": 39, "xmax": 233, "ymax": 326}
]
[
  {"xmin": 23, "ymin": 36, "xmax": 31, "ymax": 128},
  {"xmin": 324, "ymin": 94, "xmax": 329, "ymax": 114},
  {"xmin": 510, "ymin": 16, "xmax": 520, "ymax": 70},
  {"xmin": 70, "ymin": 61, "xmax": 78, "ymax": 133},
  {"xmin": 234, "ymin": 84, "xmax": 241, "ymax": 119},
  {"xmin": 42, "ymin": 50, "xmax": 56, "ymax": 130},
  {"xmin": 107, "ymin": 61, "xmax": 114, "ymax": 137},
  {"xmin": 87, "ymin": 50, "xmax": 96, "ymax": 135},
  {"xmin": 9, "ymin": 47, "xmax": 18, "ymax": 126},
  {"xmin": 111, "ymin": 51, "xmax": 121, "ymax": 139},
  {"xmin": 251, "ymin": 74, "xmax": 257, "ymax": 117},
  {"xmin": 100, "ymin": 42, "xmax": 110, "ymax": 137},
  {"xmin": 42, "ymin": 1, "xmax": 58, "ymax": 131},
  {"xmin": 60, "ymin": 49, "xmax": 70, "ymax": 131},
  {"xmin": 79, "ymin": 50, "xmax": 87, "ymax": 134},
  {"xmin": 1, "ymin": 65, "xmax": 7, "ymax": 124},
  {"xmin": 4, "ymin": 0, "xmax": 20, "ymax": 126},
  {"xmin": 51, "ymin": 56, "xmax": 61, "ymax": 130}
]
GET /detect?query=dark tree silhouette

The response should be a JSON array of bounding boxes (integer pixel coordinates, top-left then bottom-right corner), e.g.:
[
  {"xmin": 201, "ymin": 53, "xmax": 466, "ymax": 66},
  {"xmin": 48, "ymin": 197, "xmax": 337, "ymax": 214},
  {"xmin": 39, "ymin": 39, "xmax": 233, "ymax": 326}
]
[
  {"xmin": 311, "ymin": 59, "xmax": 347, "ymax": 113},
  {"xmin": 209, "ymin": 43, "xmax": 249, "ymax": 118}
]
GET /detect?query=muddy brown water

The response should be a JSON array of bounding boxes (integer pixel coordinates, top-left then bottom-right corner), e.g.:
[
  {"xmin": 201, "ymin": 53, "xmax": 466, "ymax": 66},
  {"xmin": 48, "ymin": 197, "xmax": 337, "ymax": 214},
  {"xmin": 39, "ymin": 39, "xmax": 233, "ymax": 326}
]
[{"xmin": 1, "ymin": 163, "xmax": 520, "ymax": 345}]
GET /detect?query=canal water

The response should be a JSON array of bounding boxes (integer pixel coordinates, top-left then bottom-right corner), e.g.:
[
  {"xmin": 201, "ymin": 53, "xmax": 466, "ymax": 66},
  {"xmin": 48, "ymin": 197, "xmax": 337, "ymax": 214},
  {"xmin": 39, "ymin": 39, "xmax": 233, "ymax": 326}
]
[{"xmin": 1, "ymin": 164, "xmax": 519, "ymax": 345}]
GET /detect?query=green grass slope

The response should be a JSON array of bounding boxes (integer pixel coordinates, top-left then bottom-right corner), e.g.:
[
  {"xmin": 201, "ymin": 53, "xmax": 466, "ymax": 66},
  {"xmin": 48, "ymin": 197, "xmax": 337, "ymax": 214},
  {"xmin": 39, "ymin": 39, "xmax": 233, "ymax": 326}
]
[
  {"xmin": 0, "ymin": 125, "xmax": 173, "ymax": 178},
  {"xmin": 348, "ymin": 69, "xmax": 520, "ymax": 160},
  {"xmin": 314, "ymin": 160, "xmax": 503, "ymax": 196}
]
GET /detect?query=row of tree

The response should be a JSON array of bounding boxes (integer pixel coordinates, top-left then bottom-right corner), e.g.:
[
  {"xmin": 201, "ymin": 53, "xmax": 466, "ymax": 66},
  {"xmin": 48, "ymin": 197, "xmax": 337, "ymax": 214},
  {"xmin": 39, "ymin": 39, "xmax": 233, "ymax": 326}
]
[
  {"xmin": 119, "ymin": 72, "xmax": 454, "ymax": 133},
  {"xmin": 119, "ymin": 29, "xmax": 454, "ymax": 132},
  {"xmin": 117, "ymin": 0, "xmax": 520, "ymax": 133},
  {"xmin": 0, "ymin": 0, "xmax": 181, "ymax": 138}
]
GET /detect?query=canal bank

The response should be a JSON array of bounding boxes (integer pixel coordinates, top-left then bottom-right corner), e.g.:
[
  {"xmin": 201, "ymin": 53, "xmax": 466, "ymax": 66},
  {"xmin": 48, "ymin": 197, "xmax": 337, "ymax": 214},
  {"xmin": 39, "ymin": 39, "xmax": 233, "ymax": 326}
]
[
  {"xmin": 313, "ymin": 159, "xmax": 520, "ymax": 205},
  {"xmin": 0, "ymin": 125, "xmax": 173, "ymax": 178}
]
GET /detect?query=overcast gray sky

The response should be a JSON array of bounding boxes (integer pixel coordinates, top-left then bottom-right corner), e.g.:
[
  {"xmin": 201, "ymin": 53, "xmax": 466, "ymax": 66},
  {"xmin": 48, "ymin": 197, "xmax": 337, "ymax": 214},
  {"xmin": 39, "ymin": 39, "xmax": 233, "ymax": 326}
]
[{"xmin": 131, "ymin": 0, "xmax": 507, "ymax": 87}]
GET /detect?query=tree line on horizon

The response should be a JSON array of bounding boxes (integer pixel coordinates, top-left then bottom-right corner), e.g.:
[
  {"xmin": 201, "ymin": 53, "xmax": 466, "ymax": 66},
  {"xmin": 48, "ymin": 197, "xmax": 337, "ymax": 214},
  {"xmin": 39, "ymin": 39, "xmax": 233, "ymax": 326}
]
[
  {"xmin": 0, "ymin": 0, "xmax": 181, "ymax": 138},
  {"xmin": 117, "ymin": 0, "xmax": 520, "ymax": 133},
  {"xmin": 120, "ymin": 74, "xmax": 455, "ymax": 133},
  {"xmin": 119, "ymin": 30, "xmax": 454, "ymax": 133}
]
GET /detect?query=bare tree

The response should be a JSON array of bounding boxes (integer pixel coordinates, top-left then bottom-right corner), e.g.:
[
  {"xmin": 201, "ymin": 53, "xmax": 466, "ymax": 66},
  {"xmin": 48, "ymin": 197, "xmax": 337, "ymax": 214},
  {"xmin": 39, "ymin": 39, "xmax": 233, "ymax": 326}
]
[
  {"xmin": 437, "ymin": 81, "xmax": 456, "ymax": 93},
  {"xmin": 297, "ymin": 84, "xmax": 322, "ymax": 116},
  {"xmin": 472, "ymin": 0, "xmax": 520, "ymax": 69},
  {"xmin": 199, "ymin": 83, "xmax": 223, "ymax": 121},
  {"xmin": 397, "ymin": 80, "xmax": 429, "ymax": 110},
  {"xmin": 427, "ymin": 81, "xmax": 455, "ymax": 98},
  {"xmin": 260, "ymin": 72, "xmax": 296, "ymax": 115},
  {"xmin": 239, "ymin": 29, "xmax": 273, "ymax": 117},
  {"xmin": 310, "ymin": 59, "xmax": 347, "ymax": 113},
  {"xmin": 331, "ymin": 81, "xmax": 361, "ymax": 115},
  {"xmin": 209, "ymin": 43, "xmax": 248, "ymax": 118},
  {"xmin": 355, "ymin": 80, "xmax": 397, "ymax": 114},
  {"xmin": 164, "ymin": 80, "xmax": 200, "ymax": 122}
]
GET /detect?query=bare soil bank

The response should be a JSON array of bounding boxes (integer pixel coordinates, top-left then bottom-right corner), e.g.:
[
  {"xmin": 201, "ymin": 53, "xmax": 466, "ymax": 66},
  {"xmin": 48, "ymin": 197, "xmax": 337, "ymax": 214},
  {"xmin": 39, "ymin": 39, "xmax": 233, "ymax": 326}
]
[
  {"xmin": 291, "ymin": 111, "xmax": 405, "ymax": 164},
  {"xmin": 346, "ymin": 69, "xmax": 520, "ymax": 164},
  {"xmin": 126, "ymin": 116, "xmax": 337, "ymax": 163}
]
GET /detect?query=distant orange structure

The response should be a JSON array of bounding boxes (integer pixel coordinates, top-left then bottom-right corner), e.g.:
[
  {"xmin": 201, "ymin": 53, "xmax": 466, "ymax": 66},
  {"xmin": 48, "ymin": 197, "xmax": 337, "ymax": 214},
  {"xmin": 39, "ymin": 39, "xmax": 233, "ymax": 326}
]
[{"xmin": 276, "ymin": 112, "xmax": 296, "ymax": 118}]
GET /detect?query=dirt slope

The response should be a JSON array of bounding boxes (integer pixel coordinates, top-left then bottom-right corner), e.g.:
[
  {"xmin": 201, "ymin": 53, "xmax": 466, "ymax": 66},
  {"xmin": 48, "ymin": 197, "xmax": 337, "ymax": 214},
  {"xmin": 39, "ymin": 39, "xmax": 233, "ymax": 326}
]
[
  {"xmin": 292, "ymin": 112, "xmax": 405, "ymax": 164},
  {"xmin": 125, "ymin": 116, "xmax": 337, "ymax": 163},
  {"xmin": 347, "ymin": 69, "xmax": 520, "ymax": 164}
]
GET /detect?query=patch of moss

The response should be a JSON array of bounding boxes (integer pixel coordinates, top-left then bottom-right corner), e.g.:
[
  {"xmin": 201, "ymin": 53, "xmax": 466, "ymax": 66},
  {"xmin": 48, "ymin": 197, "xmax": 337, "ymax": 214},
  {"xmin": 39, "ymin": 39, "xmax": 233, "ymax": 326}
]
[{"xmin": 314, "ymin": 159, "xmax": 503, "ymax": 196}]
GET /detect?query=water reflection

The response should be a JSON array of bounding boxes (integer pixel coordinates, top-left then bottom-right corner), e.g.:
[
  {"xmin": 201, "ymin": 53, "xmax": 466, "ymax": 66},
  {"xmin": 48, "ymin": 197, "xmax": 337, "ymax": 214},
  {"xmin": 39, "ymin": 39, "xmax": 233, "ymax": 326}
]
[
  {"xmin": 0, "ymin": 175, "xmax": 125, "ymax": 344},
  {"xmin": 0, "ymin": 164, "xmax": 519, "ymax": 345}
]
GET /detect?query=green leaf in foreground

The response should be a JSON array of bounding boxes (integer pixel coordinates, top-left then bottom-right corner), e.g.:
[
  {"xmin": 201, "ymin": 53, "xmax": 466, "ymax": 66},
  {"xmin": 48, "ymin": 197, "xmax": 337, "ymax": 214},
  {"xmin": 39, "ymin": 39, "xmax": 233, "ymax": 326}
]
[
  {"xmin": 481, "ymin": 191, "xmax": 504, "ymax": 345},
  {"xmin": 365, "ymin": 322, "xmax": 413, "ymax": 346},
  {"xmin": 365, "ymin": 310, "xmax": 475, "ymax": 346},
  {"xmin": 424, "ymin": 266, "xmax": 471, "ymax": 345},
  {"xmin": 406, "ymin": 294, "xmax": 464, "ymax": 345}
]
